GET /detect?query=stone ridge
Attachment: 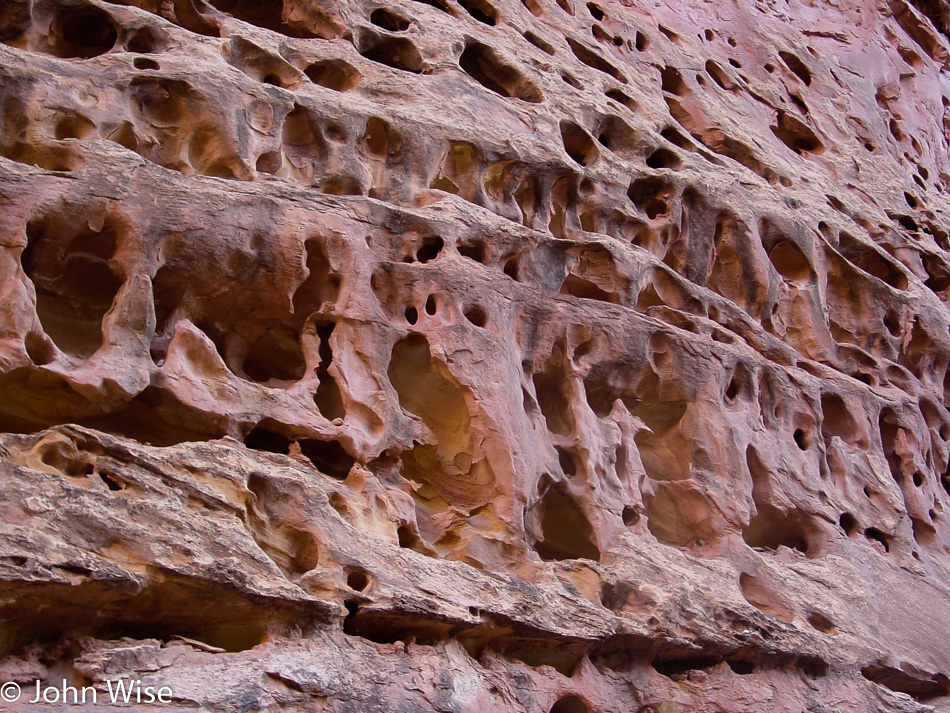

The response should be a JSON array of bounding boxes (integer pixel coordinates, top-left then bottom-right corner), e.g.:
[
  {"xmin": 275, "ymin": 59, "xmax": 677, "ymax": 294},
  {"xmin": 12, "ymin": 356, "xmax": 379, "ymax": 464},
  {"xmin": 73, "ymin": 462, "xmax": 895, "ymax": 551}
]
[{"xmin": 0, "ymin": 0, "xmax": 950, "ymax": 710}]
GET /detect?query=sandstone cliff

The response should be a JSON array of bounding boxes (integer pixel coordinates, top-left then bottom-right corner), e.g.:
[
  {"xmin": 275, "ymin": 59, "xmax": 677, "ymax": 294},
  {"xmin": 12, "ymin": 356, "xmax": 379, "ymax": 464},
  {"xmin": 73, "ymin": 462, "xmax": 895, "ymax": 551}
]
[{"xmin": 1, "ymin": 0, "xmax": 950, "ymax": 710}]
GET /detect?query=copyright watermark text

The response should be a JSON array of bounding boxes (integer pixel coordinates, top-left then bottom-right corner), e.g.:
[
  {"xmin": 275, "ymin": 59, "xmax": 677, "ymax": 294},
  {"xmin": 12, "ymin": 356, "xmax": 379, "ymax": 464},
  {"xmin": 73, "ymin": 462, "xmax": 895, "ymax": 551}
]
[{"xmin": 1, "ymin": 680, "xmax": 173, "ymax": 705}]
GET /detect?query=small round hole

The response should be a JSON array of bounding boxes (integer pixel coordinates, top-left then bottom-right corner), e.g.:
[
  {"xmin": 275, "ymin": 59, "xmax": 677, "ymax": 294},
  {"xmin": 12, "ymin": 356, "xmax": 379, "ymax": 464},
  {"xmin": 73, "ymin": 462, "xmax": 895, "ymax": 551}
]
[
  {"xmin": 133, "ymin": 57, "xmax": 160, "ymax": 70},
  {"xmin": 346, "ymin": 569, "xmax": 370, "ymax": 591},
  {"xmin": 464, "ymin": 305, "xmax": 487, "ymax": 327},
  {"xmin": 793, "ymin": 428, "xmax": 808, "ymax": 450}
]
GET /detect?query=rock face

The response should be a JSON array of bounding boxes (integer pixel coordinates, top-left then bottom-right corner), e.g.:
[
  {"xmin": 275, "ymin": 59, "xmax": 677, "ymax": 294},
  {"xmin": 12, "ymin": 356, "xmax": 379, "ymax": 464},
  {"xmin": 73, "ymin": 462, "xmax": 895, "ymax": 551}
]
[{"xmin": 1, "ymin": 0, "xmax": 950, "ymax": 710}]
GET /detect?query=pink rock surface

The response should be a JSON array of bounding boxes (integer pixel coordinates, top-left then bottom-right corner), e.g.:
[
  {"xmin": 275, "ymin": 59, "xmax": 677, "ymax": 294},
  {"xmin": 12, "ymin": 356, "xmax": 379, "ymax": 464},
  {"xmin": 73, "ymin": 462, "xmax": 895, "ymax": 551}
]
[{"xmin": 1, "ymin": 0, "xmax": 950, "ymax": 710}]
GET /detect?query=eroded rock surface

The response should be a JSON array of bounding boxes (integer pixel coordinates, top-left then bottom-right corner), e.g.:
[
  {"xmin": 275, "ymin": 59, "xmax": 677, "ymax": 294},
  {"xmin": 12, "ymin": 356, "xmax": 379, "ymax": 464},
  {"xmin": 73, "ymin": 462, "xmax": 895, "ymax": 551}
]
[{"xmin": 1, "ymin": 0, "xmax": 950, "ymax": 709}]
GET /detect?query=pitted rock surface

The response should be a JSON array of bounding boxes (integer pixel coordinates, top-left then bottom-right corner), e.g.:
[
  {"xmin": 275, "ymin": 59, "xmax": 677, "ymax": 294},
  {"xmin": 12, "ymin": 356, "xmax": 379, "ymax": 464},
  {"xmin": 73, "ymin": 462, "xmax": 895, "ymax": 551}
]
[{"xmin": 1, "ymin": 0, "xmax": 950, "ymax": 710}]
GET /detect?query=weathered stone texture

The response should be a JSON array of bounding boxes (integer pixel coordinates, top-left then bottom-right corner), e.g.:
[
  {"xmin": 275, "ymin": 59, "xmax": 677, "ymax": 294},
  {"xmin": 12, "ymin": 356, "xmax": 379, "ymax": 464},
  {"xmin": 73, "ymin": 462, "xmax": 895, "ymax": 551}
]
[{"xmin": 2, "ymin": 0, "xmax": 950, "ymax": 709}]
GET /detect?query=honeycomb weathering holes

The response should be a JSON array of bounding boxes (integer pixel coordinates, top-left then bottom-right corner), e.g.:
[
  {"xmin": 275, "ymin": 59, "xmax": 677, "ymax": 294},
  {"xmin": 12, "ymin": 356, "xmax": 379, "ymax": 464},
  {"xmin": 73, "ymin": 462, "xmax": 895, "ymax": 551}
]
[
  {"xmin": 646, "ymin": 147, "xmax": 681, "ymax": 169},
  {"xmin": 778, "ymin": 50, "xmax": 813, "ymax": 85},
  {"xmin": 370, "ymin": 8, "xmax": 411, "ymax": 31},
  {"xmin": 459, "ymin": 41, "xmax": 543, "ymax": 102},
  {"xmin": 566, "ymin": 38, "xmax": 626, "ymax": 82},
  {"xmin": 549, "ymin": 695, "xmax": 591, "ymax": 713},
  {"xmin": 49, "ymin": 7, "xmax": 118, "ymax": 59},
  {"xmin": 523, "ymin": 31, "xmax": 555, "ymax": 55},
  {"xmin": 206, "ymin": 0, "xmax": 339, "ymax": 39},
  {"xmin": 457, "ymin": 0, "xmax": 498, "ymax": 25},
  {"xmin": 771, "ymin": 111, "xmax": 824, "ymax": 156},
  {"xmin": 4, "ymin": 0, "xmax": 950, "ymax": 704},
  {"xmin": 21, "ymin": 217, "xmax": 123, "ymax": 360},
  {"xmin": 358, "ymin": 29, "xmax": 426, "ymax": 73},
  {"xmin": 560, "ymin": 121, "xmax": 599, "ymax": 167},
  {"xmin": 305, "ymin": 59, "xmax": 361, "ymax": 91},
  {"xmin": 533, "ymin": 482, "xmax": 601, "ymax": 562}
]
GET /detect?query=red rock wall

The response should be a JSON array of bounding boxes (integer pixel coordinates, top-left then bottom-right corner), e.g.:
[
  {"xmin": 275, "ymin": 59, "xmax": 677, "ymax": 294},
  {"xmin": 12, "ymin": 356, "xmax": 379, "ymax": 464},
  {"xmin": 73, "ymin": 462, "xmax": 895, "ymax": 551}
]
[{"xmin": 1, "ymin": 0, "xmax": 950, "ymax": 710}]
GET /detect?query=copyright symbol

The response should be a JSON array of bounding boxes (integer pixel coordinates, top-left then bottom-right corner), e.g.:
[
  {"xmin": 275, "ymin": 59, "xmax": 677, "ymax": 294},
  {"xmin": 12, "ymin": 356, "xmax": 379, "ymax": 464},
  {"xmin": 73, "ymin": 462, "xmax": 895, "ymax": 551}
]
[{"xmin": 1, "ymin": 682, "xmax": 20, "ymax": 701}]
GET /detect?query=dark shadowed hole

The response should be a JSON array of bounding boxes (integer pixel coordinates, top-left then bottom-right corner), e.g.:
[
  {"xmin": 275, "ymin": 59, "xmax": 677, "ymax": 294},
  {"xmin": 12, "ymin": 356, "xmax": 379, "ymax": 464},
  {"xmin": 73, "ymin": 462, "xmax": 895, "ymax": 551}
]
[
  {"xmin": 458, "ymin": 241, "xmax": 487, "ymax": 263},
  {"xmin": 653, "ymin": 657, "xmax": 721, "ymax": 677},
  {"xmin": 768, "ymin": 239, "xmax": 812, "ymax": 281},
  {"xmin": 771, "ymin": 111, "xmax": 823, "ymax": 156},
  {"xmin": 561, "ymin": 121, "xmax": 599, "ymax": 166},
  {"xmin": 342, "ymin": 600, "xmax": 361, "ymax": 634},
  {"xmin": 54, "ymin": 8, "xmax": 118, "ymax": 59},
  {"xmin": 658, "ymin": 24, "xmax": 678, "ymax": 42},
  {"xmin": 661, "ymin": 66, "xmax": 688, "ymax": 95},
  {"xmin": 459, "ymin": 40, "xmax": 542, "ymax": 102},
  {"xmin": 820, "ymin": 392, "xmax": 858, "ymax": 442},
  {"xmin": 533, "ymin": 485, "xmax": 601, "ymax": 562},
  {"xmin": 839, "ymin": 512, "xmax": 858, "ymax": 536},
  {"xmin": 305, "ymin": 59, "xmax": 361, "ymax": 91},
  {"xmin": 245, "ymin": 427, "xmax": 291, "ymax": 454},
  {"xmin": 54, "ymin": 113, "xmax": 95, "ymax": 140},
  {"xmin": 725, "ymin": 378, "xmax": 738, "ymax": 401},
  {"xmin": 396, "ymin": 523, "xmax": 427, "ymax": 551},
  {"xmin": 743, "ymin": 510, "xmax": 809, "ymax": 554},
  {"xmin": 646, "ymin": 148, "xmax": 681, "ymax": 169},
  {"xmin": 243, "ymin": 329, "xmax": 306, "ymax": 383},
  {"xmin": 417, "ymin": 236, "xmax": 444, "ymax": 263},
  {"xmin": 133, "ymin": 57, "xmax": 160, "ymax": 70},
  {"xmin": 125, "ymin": 26, "xmax": 161, "ymax": 53},
  {"xmin": 99, "ymin": 471, "xmax": 126, "ymax": 491},
  {"xmin": 627, "ymin": 176, "xmax": 671, "ymax": 220},
  {"xmin": 621, "ymin": 506, "xmax": 639, "ymax": 526},
  {"xmin": 457, "ymin": 0, "xmax": 498, "ymax": 24},
  {"xmin": 898, "ymin": 215, "xmax": 918, "ymax": 232},
  {"xmin": 793, "ymin": 428, "xmax": 808, "ymax": 450},
  {"xmin": 22, "ymin": 222, "xmax": 122, "ymax": 359},
  {"xmin": 779, "ymin": 50, "xmax": 812, "ymax": 85},
  {"xmin": 802, "ymin": 658, "xmax": 828, "ymax": 679},
  {"xmin": 604, "ymin": 89, "xmax": 636, "ymax": 112},
  {"xmin": 412, "ymin": 0, "xmax": 453, "ymax": 11},
  {"xmin": 556, "ymin": 446, "xmax": 577, "ymax": 477},
  {"xmin": 256, "ymin": 151, "xmax": 282, "ymax": 174},
  {"xmin": 346, "ymin": 568, "xmax": 370, "ymax": 591},
  {"xmin": 549, "ymin": 695, "xmax": 590, "ymax": 713},
  {"xmin": 861, "ymin": 664, "xmax": 950, "ymax": 700},
  {"xmin": 586, "ymin": 2, "xmax": 604, "ymax": 18},
  {"xmin": 314, "ymin": 323, "xmax": 346, "ymax": 421},
  {"xmin": 727, "ymin": 660, "xmax": 755, "ymax": 674},
  {"xmin": 299, "ymin": 439, "xmax": 355, "ymax": 479},
  {"xmin": 560, "ymin": 275, "xmax": 616, "ymax": 303},
  {"xmin": 566, "ymin": 37, "xmax": 625, "ymax": 81},
  {"xmin": 464, "ymin": 305, "xmax": 487, "ymax": 327},
  {"xmin": 358, "ymin": 30, "xmax": 425, "ymax": 73},
  {"xmin": 661, "ymin": 126, "xmax": 692, "ymax": 149},
  {"xmin": 864, "ymin": 527, "xmax": 891, "ymax": 552},
  {"xmin": 405, "ymin": 307, "xmax": 418, "ymax": 324},
  {"xmin": 807, "ymin": 611, "xmax": 837, "ymax": 633},
  {"xmin": 523, "ymin": 31, "xmax": 555, "ymax": 55},
  {"xmin": 562, "ymin": 72, "xmax": 583, "ymax": 89},
  {"xmin": 370, "ymin": 7, "xmax": 411, "ymax": 30}
]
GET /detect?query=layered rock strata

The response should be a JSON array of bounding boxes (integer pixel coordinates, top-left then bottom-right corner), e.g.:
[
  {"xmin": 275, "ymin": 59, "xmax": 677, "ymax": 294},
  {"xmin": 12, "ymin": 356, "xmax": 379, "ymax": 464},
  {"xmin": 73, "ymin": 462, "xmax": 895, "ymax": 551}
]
[{"xmin": 2, "ymin": 0, "xmax": 950, "ymax": 710}]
